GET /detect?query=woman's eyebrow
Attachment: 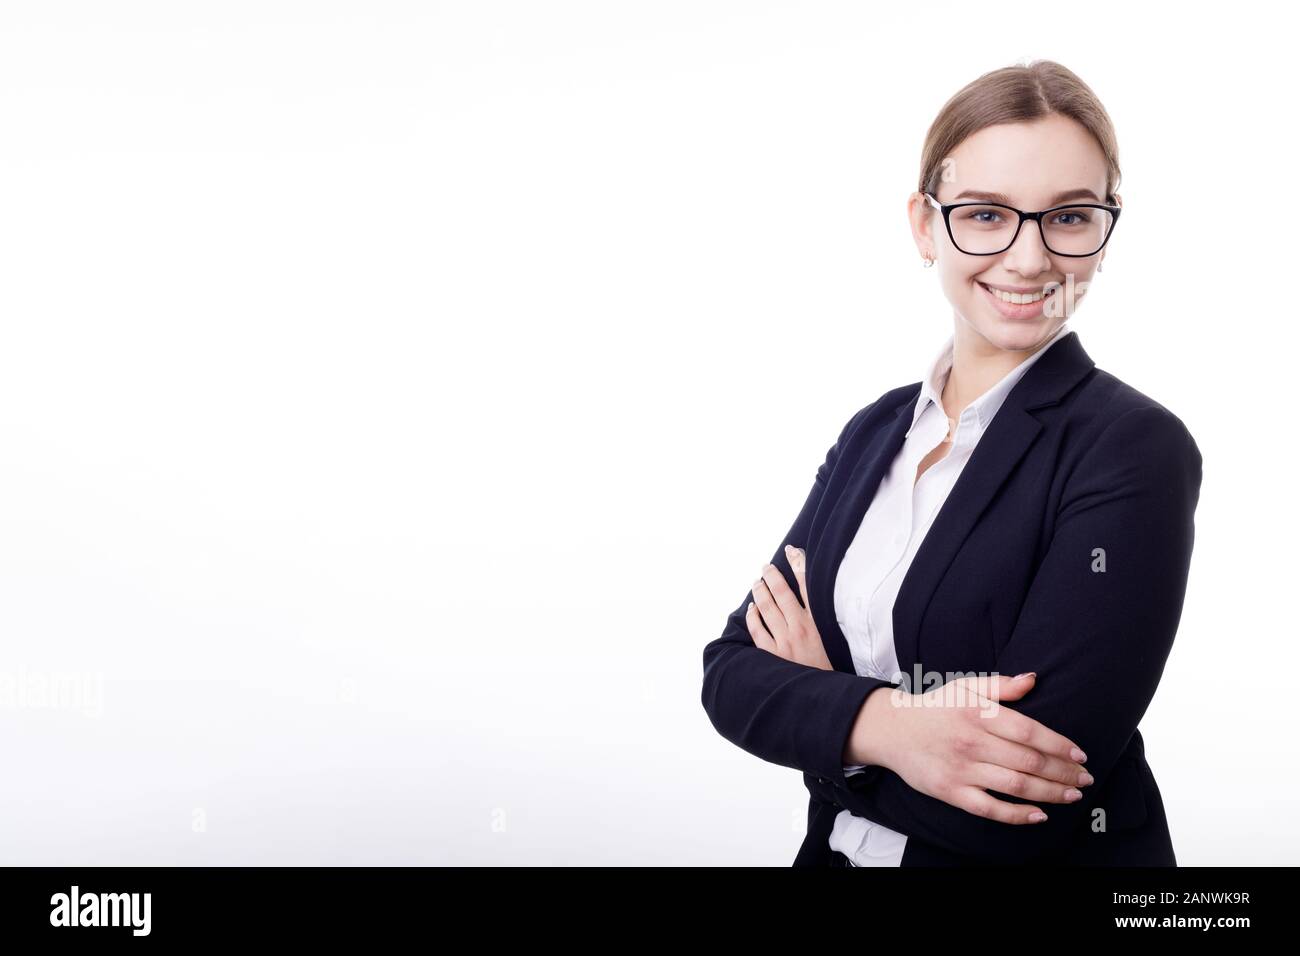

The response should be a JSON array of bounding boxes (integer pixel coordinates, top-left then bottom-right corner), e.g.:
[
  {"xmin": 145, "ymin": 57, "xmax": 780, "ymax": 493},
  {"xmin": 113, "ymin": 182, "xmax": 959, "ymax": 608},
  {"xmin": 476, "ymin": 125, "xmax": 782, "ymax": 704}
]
[{"xmin": 952, "ymin": 188, "xmax": 1103, "ymax": 205}]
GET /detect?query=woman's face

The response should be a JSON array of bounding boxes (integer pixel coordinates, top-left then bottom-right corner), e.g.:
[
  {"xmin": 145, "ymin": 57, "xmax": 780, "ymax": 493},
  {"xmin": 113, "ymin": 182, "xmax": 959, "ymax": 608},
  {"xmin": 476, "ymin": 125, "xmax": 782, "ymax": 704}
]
[{"xmin": 909, "ymin": 113, "xmax": 1120, "ymax": 353}]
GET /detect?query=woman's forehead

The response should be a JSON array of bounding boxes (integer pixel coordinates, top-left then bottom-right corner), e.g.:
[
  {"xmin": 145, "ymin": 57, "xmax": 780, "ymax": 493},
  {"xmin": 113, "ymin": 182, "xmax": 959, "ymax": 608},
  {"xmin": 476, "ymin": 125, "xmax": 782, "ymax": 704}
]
[{"xmin": 940, "ymin": 121, "xmax": 1109, "ymax": 202}]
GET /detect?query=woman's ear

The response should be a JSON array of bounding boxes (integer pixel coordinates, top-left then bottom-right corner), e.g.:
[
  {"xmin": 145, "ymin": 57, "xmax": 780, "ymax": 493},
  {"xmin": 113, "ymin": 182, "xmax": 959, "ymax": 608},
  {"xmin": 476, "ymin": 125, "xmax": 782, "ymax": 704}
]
[{"xmin": 907, "ymin": 191, "xmax": 937, "ymax": 262}]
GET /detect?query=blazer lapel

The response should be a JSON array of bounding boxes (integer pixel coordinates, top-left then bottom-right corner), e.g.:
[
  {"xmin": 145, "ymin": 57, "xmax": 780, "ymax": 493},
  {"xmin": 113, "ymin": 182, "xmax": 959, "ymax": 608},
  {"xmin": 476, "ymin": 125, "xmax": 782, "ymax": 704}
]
[
  {"xmin": 889, "ymin": 402, "xmax": 1042, "ymax": 677},
  {"xmin": 810, "ymin": 331, "xmax": 1096, "ymax": 679},
  {"xmin": 808, "ymin": 397, "xmax": 914, "ymax": 675}
]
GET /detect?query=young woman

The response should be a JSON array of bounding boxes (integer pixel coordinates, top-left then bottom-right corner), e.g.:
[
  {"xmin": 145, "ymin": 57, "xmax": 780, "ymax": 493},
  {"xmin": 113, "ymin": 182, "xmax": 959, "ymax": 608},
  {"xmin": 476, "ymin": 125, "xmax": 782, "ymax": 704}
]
[{"xmin": 700, "ymin": 60, "xmax": 1202, "ymax": 866}]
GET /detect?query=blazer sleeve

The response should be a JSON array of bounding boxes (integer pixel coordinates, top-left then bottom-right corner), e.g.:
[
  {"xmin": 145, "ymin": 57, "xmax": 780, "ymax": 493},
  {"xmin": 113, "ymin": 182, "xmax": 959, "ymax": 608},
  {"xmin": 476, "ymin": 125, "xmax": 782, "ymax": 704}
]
[
  {"xmin": 836, "ymin": 405, "xmax": 1204, "ymax": 864},
  {"xmin": 700, "ymin": 401, "xmax": 899, "ymax": 784}
]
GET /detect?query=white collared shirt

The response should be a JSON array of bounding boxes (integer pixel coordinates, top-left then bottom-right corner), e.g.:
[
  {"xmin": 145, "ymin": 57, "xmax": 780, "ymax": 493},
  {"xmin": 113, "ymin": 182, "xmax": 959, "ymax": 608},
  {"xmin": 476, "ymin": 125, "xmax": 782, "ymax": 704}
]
[{"xmin": 827, "ymin": 321, "xmax": 1072, "ymax": 866}]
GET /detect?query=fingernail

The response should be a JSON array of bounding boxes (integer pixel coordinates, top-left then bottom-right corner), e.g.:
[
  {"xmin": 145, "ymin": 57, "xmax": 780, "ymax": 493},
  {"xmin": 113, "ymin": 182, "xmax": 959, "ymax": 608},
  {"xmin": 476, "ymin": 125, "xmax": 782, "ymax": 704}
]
[
  {"xmin": 1029, "ymin": 811, "xmax": 1048, "ymax": 823},
  {"xmin": 1064, "ymin": 788, "xmax": 1082, "ymax": 801},
  {"xmin": 1071, "ymin": 747, "xmax": 1088, "ymax": 762},
  {"xmin": 1078, "ymin": 772, "xmax": 1094, "ymax": 786},
  {"xmin": 1013, "ymin": 671, "xmax": 1036, "ymax": 680}
]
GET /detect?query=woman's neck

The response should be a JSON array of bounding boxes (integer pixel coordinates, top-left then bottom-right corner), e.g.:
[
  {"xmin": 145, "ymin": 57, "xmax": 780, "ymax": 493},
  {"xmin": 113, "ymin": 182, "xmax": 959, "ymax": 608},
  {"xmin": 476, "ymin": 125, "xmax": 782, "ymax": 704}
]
[{"xmin": 941, "ymin": 322, "xmax": 1064, "ymax": 420}]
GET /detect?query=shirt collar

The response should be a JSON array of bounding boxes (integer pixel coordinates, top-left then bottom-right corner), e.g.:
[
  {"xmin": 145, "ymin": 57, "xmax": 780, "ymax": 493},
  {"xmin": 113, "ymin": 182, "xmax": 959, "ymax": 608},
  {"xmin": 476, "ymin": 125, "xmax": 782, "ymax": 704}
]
[{"xmin": 906, "ymin": 322, "xmax": 1071, "ymax": 438}]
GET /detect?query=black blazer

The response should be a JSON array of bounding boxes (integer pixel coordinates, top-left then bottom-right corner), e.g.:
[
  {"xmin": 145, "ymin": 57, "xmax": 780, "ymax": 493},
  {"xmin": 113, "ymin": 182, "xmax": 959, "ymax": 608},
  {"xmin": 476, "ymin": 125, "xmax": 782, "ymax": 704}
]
[{"xmin": 700, "ymin": 331, "xmax": 1203, "ymax": 866}]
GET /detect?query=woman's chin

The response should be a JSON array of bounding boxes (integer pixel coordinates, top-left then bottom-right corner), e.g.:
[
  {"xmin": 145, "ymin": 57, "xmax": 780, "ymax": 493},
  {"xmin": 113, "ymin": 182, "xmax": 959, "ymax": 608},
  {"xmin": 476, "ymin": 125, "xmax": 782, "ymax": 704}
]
[{"xmin": 968, "ymin": 315, "xmax": 1056, "ymax": 352}]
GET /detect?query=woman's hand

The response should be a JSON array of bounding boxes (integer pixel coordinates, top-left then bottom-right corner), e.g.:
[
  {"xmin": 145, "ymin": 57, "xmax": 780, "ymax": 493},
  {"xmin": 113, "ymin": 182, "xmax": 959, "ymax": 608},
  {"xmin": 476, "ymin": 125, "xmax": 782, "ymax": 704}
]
[
  {"xmin": 848, "ymin": 675, "xmax": 1094, "ymax": 825},
  {"xmin": 745, "ymin": 545, "xmax": 833, "ymax": 671}
]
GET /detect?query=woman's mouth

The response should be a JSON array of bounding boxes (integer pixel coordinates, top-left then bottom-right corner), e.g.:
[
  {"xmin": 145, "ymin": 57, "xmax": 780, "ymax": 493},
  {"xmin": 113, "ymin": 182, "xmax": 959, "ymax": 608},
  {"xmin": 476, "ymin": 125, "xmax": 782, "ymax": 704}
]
[{"xmin": 978, "ymin": 280, "xmax": 1059, "ymax": 319}]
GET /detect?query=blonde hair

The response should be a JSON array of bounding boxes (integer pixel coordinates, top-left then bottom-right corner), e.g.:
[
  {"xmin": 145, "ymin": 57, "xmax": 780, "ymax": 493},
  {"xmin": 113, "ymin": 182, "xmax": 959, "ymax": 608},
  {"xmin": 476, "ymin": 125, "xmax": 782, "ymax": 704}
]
[{"xmin": 918, "ymin": 60, "xmax": 1120, "ymax": 204}]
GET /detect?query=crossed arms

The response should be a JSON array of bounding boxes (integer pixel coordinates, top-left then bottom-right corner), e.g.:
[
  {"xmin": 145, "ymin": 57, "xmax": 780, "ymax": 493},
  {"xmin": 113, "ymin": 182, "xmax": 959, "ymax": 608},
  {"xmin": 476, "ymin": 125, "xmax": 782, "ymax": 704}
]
[{"xmin": 701, "ymin": 403, "xmax": 1203, "ymax": 864}]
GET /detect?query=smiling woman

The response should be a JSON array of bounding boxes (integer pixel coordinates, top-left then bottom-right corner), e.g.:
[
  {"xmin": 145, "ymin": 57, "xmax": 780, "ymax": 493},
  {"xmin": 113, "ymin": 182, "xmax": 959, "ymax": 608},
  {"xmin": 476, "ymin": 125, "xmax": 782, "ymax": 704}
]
[{"xmin": 700, "ymin": 59, "xmax": 1203, "ymax": 867}]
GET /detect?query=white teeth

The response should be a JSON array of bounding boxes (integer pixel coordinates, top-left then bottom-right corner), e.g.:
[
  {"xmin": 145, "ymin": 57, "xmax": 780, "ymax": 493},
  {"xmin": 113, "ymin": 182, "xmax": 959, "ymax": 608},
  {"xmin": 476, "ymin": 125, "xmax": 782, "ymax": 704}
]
[{"xmin": 983, "ymin": 283, "xmax": 1054, "ymax": 304}]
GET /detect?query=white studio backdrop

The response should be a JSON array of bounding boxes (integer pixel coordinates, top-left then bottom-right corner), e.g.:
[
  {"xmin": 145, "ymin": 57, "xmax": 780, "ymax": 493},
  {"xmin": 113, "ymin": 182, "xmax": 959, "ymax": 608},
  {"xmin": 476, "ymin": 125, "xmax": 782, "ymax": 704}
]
[{"xmin": 0, "ymin": 0, "xmax": 1293, "ymax": 864}]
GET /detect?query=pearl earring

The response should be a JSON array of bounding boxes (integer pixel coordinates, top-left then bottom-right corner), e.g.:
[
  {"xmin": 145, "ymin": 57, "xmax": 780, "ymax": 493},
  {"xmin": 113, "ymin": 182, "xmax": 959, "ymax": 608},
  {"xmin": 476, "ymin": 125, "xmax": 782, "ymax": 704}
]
[{"xmin": 922, "ymin": 254, "xmax": 935, "ymax": 268}]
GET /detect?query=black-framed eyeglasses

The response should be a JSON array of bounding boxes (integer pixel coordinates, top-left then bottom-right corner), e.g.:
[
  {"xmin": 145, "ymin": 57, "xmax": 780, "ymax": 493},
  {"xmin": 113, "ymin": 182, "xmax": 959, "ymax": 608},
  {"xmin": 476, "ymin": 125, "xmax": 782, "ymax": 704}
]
[{"xmin": 923, "ymin": 192, "xmax": 1121, "ymax": 257}]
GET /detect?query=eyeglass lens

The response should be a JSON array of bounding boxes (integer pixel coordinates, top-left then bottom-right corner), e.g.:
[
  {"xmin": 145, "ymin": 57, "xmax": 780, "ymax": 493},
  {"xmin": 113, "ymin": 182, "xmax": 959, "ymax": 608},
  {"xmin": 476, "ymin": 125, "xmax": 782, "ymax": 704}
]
[{"xmin": 949, "ymin": 205, "xmax": 1113, "ymax": 256}]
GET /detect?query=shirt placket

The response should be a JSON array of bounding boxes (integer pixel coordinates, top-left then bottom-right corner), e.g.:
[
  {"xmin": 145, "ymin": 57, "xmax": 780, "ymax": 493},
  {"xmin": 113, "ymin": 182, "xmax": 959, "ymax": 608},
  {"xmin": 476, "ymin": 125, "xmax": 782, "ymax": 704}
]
[{"xmin": 863, "ymin": 409, "xmax": 948, "ymax": 679}]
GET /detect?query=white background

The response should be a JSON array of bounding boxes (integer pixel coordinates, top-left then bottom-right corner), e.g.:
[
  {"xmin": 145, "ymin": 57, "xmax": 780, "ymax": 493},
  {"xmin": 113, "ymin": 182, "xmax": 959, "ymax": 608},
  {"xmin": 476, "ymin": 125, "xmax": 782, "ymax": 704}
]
[{"xmin": 0, "ymin": 0, "xmax": 1293, "ymax": 865}]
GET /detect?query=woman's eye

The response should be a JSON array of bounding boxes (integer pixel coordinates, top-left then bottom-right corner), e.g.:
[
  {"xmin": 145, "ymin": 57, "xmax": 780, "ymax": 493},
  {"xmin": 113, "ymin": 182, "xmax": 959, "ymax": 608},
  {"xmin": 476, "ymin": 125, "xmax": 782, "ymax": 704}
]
[{"xmin": 1051, "ymin": 211, "xmax": 1091, "ymax": 226}]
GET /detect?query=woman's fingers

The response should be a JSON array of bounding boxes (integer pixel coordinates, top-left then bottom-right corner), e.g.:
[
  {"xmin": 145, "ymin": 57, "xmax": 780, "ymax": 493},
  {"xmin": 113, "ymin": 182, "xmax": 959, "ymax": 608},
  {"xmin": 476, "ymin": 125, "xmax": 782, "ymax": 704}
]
[
  {"xmin": 980, "ymin": 701, "xmax": 1089, "ymax": 766},
  {"xmin": 971, "ymin": 732, "xmax": 1093, "ymax": 789},
  {"xmin": 949, "ymin": 785, "xmax": 1050, "ymax": 825},
  {"xmin": 744, "ymin": 600, "xmax": 778, "ymax": 653},
  {"xmin": 758, "ymin": 563, "xmax": 804, "ymax": 622},
  {"xmin": 784, "ymin": 544, "xmax": 812, "ymax": 609},
  {"xmin": 749, "ymin": 553, "xmax": 833, "ymax": 671},
  {"xmin": 966, "ymin": 760, "xmax": 1085, "ymax": 807},
  {"xmin": 750, "ymin": 574, "xmax": 786, "ymax": 643}
]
